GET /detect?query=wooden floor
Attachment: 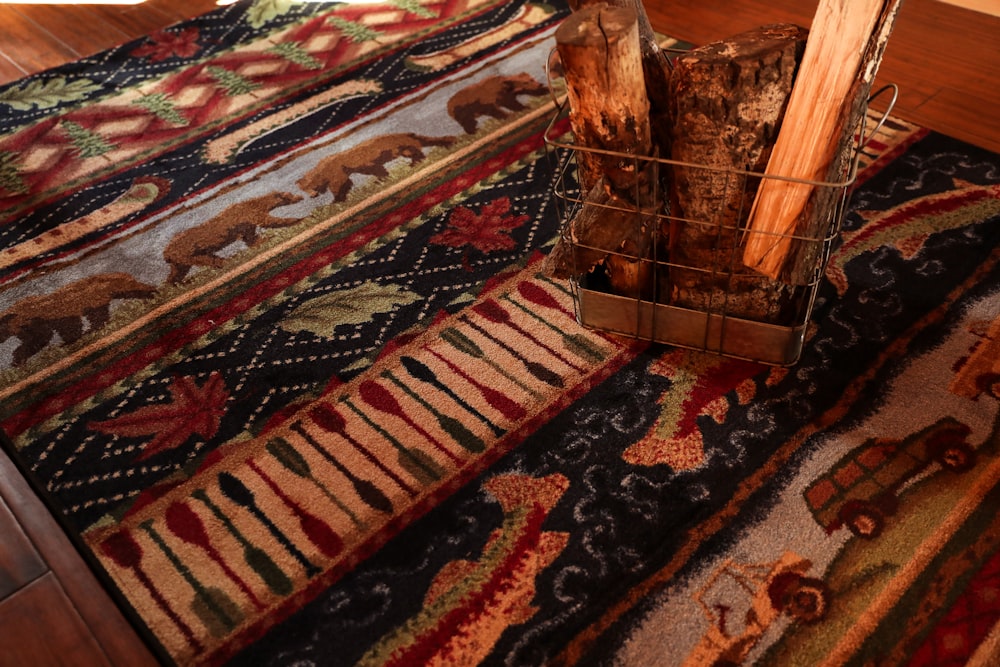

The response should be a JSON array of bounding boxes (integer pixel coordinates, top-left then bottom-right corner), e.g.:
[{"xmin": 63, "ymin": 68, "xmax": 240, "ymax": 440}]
[{"xmin": 0, "ymin": 1, "xmax": 998, "ymax": 664}]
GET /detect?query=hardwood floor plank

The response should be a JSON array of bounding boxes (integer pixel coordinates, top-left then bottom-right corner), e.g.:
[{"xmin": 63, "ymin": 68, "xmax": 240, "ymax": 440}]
[
  {"xmin": 0, "ymin": 52, "xmax": 29, "ymax": 83},
  {"xmin": 0, "ymin": 10, "xmax": 81, "ymax": 76},
  {"xmin": 0, "ymin": 0, "xmax": 220, "ymax": 89},
  {"xmin": 90, "ymin": 1, "xmax": 221, "ymax": 43},
  {"xmin": 646, "ymin": 0, "xmax": 811, "ymax": 45},
  {"xmin": 0, "ymin": 573, "xmax": 110, "ymax": 667},
  {"xmin": 916, "ymin": 86, "xmax": 1000, "ymax": 154},
  {"xmin": 4, "ymin": 5, "xmax": 133, "ymax": 58},
  {"xmin": 0, "ymin": 493, "xmax": 46, "ymax": 599},
  {"xmin": 141, "ymin": 0, "xmax": 222, "ymax": 24}
]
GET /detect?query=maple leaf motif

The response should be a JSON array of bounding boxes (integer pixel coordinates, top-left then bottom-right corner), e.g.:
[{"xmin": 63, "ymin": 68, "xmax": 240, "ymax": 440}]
[
  {"xmin": 88, "ymin": 373, "xmax": 229, "ymax": 461},
  {"xmin": 132, "ymin": 27, "xmax": 202, "ymax": 63},
  {"xmin": 430, "ymin": 197, "xmax": 527, "ymax": 253}
]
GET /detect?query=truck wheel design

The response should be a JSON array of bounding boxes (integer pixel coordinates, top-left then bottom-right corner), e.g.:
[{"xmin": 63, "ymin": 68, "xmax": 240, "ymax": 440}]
[
  {"xmin": 979, "ymin": 372, "xmax": 1000, "ymax": 399},
  {"xmin": 784, "ymin": 577, "xmax": 829, "ymax": 623},
  {"xmin": 690, "ymin": 552, "xmax": 827, "ymax": 665},
  {"xmin": 804, "ymin": 417, "xmax": 976, "ymax": 538},
  {"xmin": 842, "ymin": 502, "xmax": 884, "ymax": 539},
  {"xmin": 767, "ymin": 572, "xmax": 830, "ymax": 624},
  {"xmin": 937, "ymin": 441, "xmax": 975, "ymax": 472}
]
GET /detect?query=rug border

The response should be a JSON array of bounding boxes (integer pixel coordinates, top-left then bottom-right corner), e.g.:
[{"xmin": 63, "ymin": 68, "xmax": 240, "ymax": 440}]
[{"xmin": 1, "ymin": 0, "xmax": 977, "ymax": 661}]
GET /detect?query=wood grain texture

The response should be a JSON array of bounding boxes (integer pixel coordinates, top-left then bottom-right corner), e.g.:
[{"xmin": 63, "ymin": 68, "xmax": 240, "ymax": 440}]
[
  {"xmin": 0, "ymin": 0, "xmax": 218, "ymax": 82},
  {"xmin": 0, "ymin": 573, "xmax": 110, "ymax": 667},
  {"xmin": 742, "ymin": 0, "xmax": 895, "ymax": 280},
  {"xmin": 0, "ymin": 11, "xmax": 80, "ymax": 76},
  {"xmin": 0, "ymin": 493, "xmax": 45, "ymax": 599}
]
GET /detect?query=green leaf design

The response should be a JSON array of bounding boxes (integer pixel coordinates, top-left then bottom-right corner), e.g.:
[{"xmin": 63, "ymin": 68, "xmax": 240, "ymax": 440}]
[
  {"xmin": 268, "ymin": 42, "xmax": 323, "ymax": 70},
  {"xmin": 0, "ymin": 76, "xmax": 102, "ymax": 111},
  {"xmin": 327, "ymin": 16, "xmax": 384, "ymax": 43},
  {"xmin": 280, "ymin": 282, "xmax": 422, "ymax": 337},
  {"xmin": 207, "ymin": 66, "xmax": 261, "ymax": 96},
  {"xmin": 246, "ymin": 0, "xmax": 295, "ymax": 28},
  {"xmin": 133, "ymin": 93, "xmax": 189, "ymax": 126},
  {"xmin": 62, "ymin": 121, "xmax": 114, "ymax": 159}
]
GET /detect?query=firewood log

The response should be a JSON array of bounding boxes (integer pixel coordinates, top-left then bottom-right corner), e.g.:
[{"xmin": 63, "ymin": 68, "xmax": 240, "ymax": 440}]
[
  {"xmin": 568, "ymin": 0, "xmax": 673, "ymax": 157},
  {"xmin": 666, "ymin": 24, "xmax": 807, "ymax": 319},
  {"xmin": 553, "ymin": 3, "xmax": 659, "ymax": 297},
  {"xmin": 781, "ymin": 0, "xmax": 905, "ymax": 283},
  {"xmin": 742, "ymin": 0, "xmax": 903, "ymax": 283},
  {"xmin": 555, "ymin": 3, "xmax": 653, "ymax": 197}
]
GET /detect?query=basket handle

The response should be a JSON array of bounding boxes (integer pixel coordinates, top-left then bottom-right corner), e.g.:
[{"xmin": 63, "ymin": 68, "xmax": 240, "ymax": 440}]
[
  {"xmin": 545, "ymin": 46, "xmax": 566, "ymax": 112},
  {"xmin": 860, "ymin": 83, "xmax": 899, "ymax": 149}
]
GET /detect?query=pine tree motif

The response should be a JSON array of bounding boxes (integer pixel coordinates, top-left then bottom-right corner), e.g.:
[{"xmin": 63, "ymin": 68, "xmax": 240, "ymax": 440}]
[
  {"xmin": 62, "ymin": 121, "xmax": 113, "ymax": 159},
  {"xmin": 207, "ymin": 66, "xmax": 261, "ymax": 96},
  {"xmin": 0, "ymin": 151, "xmax": 26, "ymax": 194},
  {"xmin": 327, "ymin": 16, "xmax": 384, "ymax": 43},
  {"xmin": 390, "ymin": 0, "xmax": 437, "ymax": 19},
  {"xmin": 268, "ymin": 42, "xmax": 323, "ymax": 70},
  {"xmin": 133, "ymin": 93, "xmax": 189, "ymax": 126}
]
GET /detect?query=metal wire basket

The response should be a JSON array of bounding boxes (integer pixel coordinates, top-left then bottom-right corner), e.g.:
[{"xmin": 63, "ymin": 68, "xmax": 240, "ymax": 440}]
[{"xmin": 543, "ymin": 82, "xmax": 897, "ymax": 366}]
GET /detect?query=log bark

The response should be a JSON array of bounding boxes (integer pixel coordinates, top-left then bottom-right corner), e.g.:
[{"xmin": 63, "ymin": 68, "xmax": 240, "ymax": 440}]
[
  {"xmin": 666, "ymin": 24, "xmax": 807, "ymax": 319},
  {"xmin": 568, "ymin": 0, "xmax": 673, "ymax": 156},
  {"xmin": 555, "ymin": 3, "xmax": 652, "ymax": 196},
  {"xmin": 742, "ymin": 0, "xmax": 903, "ymax": 282}
]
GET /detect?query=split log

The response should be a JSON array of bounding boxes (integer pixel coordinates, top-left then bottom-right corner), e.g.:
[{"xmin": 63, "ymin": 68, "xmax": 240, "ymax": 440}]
[
  {"xmin": 666, "ymin": 24, "xmax": 808, "ymax": 319},
  {"xmin": 742, "ymin": 0, "xmax": 904, "ymax": 282},
  {"xmin": 781, "ymin": 0, "xmax": 905, "ymax": 283}
]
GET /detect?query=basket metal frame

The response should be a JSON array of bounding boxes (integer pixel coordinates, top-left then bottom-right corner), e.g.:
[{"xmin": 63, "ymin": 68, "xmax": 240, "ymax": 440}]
[{"xmin": 543, "ymin": 79, "xmax": 897, "ymax": 365}]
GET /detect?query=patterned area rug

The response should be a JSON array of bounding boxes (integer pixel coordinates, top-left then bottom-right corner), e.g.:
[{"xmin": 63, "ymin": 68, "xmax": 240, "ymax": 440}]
[{"xmin": 2, "ymin": 1, "xmax": 999, "ymax": 665}]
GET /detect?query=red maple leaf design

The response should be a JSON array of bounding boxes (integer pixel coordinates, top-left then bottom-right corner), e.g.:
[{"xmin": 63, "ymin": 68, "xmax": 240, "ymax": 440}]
[
  {"xmin": 430, "ymin": 197, "xmax": 527, "ymax": 253},
  {"xmin": 132, "ymin": 27, "xmax": 202, "ymax": 62},
  {"xmin": 89, "ymin": 373, "xmax": 229, "ymax": 461}
]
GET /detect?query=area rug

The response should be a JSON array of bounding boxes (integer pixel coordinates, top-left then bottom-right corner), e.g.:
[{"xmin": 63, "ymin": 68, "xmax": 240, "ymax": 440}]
[{"xmin": 2, "ymin": 1, "xmax": 999, "ymax": 665}]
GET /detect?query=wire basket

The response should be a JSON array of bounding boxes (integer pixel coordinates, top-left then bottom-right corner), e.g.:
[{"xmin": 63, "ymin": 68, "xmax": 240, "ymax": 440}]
[{"xmin": 543, "ymin": 84, "xmax": 897, "ymax": 366}]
